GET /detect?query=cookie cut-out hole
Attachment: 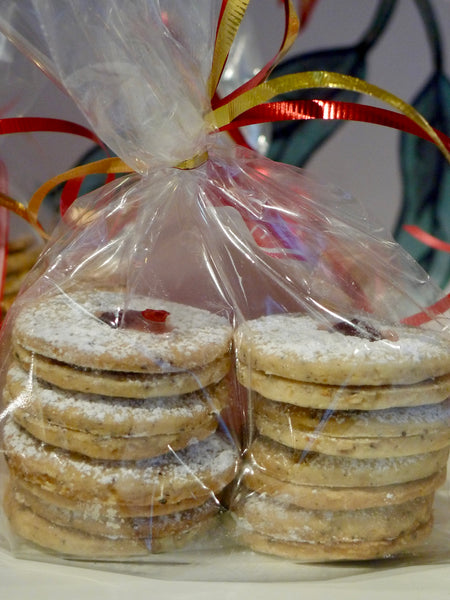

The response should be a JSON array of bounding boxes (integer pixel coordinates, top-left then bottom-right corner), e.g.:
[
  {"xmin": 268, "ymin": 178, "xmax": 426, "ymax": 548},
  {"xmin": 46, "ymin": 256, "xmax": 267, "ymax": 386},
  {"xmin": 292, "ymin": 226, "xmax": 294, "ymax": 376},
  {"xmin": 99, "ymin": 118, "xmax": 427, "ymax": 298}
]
[
  {"xmin": 331, "ymin": 318, "xmax": 383, "ymax": 342},
  {"xmin": 98, "ymin": 309, "xmax": 173, "ymax": 333}
]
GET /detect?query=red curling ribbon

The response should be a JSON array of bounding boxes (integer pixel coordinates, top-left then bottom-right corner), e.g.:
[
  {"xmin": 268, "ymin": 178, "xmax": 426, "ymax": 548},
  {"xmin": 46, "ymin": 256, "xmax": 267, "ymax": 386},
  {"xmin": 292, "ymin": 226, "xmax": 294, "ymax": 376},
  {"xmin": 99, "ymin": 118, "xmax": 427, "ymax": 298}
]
[
  {"xmin": 60, "ymin": 177, "xmax": 84, "ymax": 216},
  {"xmin": 219, "ymin": 98, "xmax": 450, "ymax": 151},
  {"xmin": 0, "ymin": 159, "xmax": 9, "ymax": 320},
  {"xmin": 403, "ymin": 225, "xmax": 450, "ymax": 253},
  {"xmin": 0, "ymin": 117, "xmax": 101, "ymax": 144},
  {"xmin": 226, "ymin": 124, "xmax": 253, "ymax": 149},
  {"xmin": 401, "ymin": 224, "xmax": 450, "ymax": 326},
  {"xmin": 297, "ymin": 0, "xmax": 320, "ymax": 27},
  {"xmin": 399, "ymin": 226, "xmax": 450, "ymax": 326},
  {"xmin": 401, "ymin": 294, "xmax": 450, "ymax": 326},
  {"xmin": 0, "ymin": 117, "xmax": 112, "ymax": 218}
]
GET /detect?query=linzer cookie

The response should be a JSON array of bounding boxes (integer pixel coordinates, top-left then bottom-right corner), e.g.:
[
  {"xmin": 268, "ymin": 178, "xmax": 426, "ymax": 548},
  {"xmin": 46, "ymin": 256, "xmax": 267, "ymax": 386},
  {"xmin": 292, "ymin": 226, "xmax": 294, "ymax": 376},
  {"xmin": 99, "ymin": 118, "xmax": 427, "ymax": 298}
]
[
  {"xmin": 5, "ymin": 486, "xmax": 217, "ymax": 557},
  {"xmin": 3, "ymin": 288, "xmax": 238, "ymax": 557},
  {"xmin": 231, "ymin": 489, "xmax": 434, "ymax": 561},
  {"xmin": 237, "ymin": 362, "xmax": 450, "ymax": 410},
  {"xmin": 236, "ymin": 314, "xmax": 450, "ymax": 386},
  {"xmin": 247, "ymin": 436, "xmax": 449, "ymax": 490},
  {"xmin": 13, "ymin": 289, "xmax": 232, "ymax": 378},
  {"xmin": 14, "ymin": 345, "xmax": 230, "ymax": 398},
  {"xmin": 3, "ymin": 420, "xmax": 237, "ymax": 512},
  {"xmin": 4, "ymin": 362, "xmax": 227, "ymax": 460},
  {"xmin": 253, "ymin": 395, "xmax": 450, "ymax": 458},
  {"xmin": 232, "ymin": 312, "xmax": 450, "ymax": 560}
]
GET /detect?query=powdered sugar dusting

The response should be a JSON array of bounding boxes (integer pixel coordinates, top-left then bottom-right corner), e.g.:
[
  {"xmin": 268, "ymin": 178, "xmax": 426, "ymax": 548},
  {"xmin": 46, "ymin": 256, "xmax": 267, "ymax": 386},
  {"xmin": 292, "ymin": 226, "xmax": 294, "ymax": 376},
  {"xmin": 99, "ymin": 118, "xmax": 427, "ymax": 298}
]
[
  {"xmin": 296, "ymin": 449, "xmax": 443, "ymax": 474},
  {"xmin": 6, "ymin": 363, "xmax": 219, "ymax": 431},
  {"xmin": 252, "ymin": 437, "xmax": 449, "ymax": 478},
  {"xmin": 13, "ymin": 290, "xmax": 232, "ymax": 372},
  {"xmin": 4, "ymin": 420, "xmax": 238, "ymax": 487},
  {"xmin": 330, "ymin": 399, "xmax": 450, "ymax": 427},
  {"xmin": 237, "ymin": 314, "xmax": 450, "ymax": 384},
  {"xmin": 240, "ymin": 314, "xmax": 449, "ymax": 364}
]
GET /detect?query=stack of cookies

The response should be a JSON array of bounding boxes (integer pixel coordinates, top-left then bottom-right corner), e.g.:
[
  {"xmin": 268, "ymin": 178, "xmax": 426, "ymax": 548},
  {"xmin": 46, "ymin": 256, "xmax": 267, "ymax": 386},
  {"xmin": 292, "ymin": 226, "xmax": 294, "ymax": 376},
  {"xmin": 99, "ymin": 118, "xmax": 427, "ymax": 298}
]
[
  {"xmin": 232, "ymin": 314, "xmax": 450, "ymax": 561},
  {"xmin": 2, "ymin": 232, "xmax": 42, "ymax": 318},
  {"xmin": 2, "ymin": 289, "xmax": 238, "ymax": 557}
]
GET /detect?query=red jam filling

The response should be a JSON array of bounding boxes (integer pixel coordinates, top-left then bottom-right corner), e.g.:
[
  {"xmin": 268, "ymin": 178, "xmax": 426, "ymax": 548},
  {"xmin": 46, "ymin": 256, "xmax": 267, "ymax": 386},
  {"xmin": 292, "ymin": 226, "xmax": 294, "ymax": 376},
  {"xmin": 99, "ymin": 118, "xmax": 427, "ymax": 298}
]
[
  {"xmin": 331, "ymin": 318, "xmax": 383, "ymax": 342},
  {"xmin": 99, "ymin": 308, "xmax": 172, "ymax": 333}
]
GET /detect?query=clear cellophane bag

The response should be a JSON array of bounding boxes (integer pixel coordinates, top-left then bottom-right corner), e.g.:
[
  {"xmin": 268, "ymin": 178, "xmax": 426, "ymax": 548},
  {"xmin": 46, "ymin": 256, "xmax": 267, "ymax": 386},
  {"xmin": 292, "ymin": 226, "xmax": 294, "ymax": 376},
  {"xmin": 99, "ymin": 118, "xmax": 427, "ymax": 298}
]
[{"xmin": 0, "ymin": 0, "xmax": 448, "ymax": 581}]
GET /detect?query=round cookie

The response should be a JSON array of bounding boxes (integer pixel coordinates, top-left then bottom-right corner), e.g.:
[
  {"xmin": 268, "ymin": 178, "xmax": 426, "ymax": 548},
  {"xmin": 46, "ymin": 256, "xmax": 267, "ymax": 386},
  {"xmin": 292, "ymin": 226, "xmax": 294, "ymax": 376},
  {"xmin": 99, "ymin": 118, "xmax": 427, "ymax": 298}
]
[
  {"xmin": 10, "ymin": 480, "xmax": 219, "ymax": 540},
  {"xmin": 243, "ymin": 466, "xmax": 447, "ymax": 510},
  {"xmin": 5, "ymin": 362, "xmax": 227, "ymax": 460},
  {"xmin": 14, "ymin": 345, "xmax": 230, "ymax": 398},
  {"xmin": 13, "ymin": 290, "xmax": 233, "ymax": 374},
  {"xmin": 254, "ymin": 395, "xmax": 450, "ymax": 438},
  {"xmin": 11, "ymin": 411, "xmax": 218, "ymax": 461},
  {"xmin": 4, "ymin": 420, "xmax": 238, "ymax": 507},
  {"xmin": 235, "ymin": 314, "xmax": 450, "ymax": 386},
  {"xmin": 232, "ymin": 490, "xmax": 433, "ymax": 545},
  {"xmin": 231, "ymin": 519, "xmax": 433, "ymax": 562},
  {"xmin": 253, "ymin": 396, "xmax": 450, "ymax": 458},
  {"xmin": 237, "ymin": 363, "xmax": 450, "ymax": 410},
  {"xmin": 5, "ymin": 362, "xmax": 227, "ymax": 437},
  {"xmin": 248, "ymin": 436, "xmax": 449, "ymax": 488},
  {"xmin": 5, "ymin": 492, "xmax": 215, "ymax": 557},
  {"xmin": 11, "ymin": 477, "xmax": 214, "ymax": 518}
]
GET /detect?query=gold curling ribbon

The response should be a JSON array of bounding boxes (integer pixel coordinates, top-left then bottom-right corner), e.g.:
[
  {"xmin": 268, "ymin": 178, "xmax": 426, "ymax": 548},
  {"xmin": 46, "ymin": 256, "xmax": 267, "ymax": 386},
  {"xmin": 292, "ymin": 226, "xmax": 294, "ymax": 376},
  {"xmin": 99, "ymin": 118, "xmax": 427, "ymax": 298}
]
[
  {"xmin": 26, "ymin": 152, "xmax": 209, "ymax": 224},
  {"xmin": 208, "ymin": 0, "xmax": 299, "ymax": 100},
  {"xmin": 175, "ymin": 150, "xmax": 210, "ymax": 170},
  {"xmin": 0, "ymin": 192, "xmax": 47, "ymax": 239},
  {"xmin": 27, "ymin": 157, "xmax": 133, "ymax": 226},
  {"xmin": 207, "ymin": 0, "xmax": 251, "ymax": 99}
]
